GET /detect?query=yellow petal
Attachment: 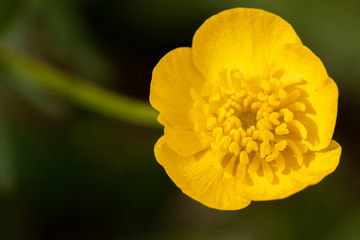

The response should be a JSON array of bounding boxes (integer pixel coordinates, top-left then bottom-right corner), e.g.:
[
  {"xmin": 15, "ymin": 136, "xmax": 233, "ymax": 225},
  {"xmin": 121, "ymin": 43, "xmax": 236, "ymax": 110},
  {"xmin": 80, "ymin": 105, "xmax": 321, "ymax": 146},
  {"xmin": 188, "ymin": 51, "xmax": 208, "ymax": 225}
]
[
  {"xmin": 192, "ymin": 8, "xmax": 301, "ymax": 82},
  {"xmin": 271, "ymin": 43, "xmax": 338, "ymax": 151},
  {"xmin": 165, "ymin": 125, "xmax": 210, "ymax": 157},
  {"xmin": 157, "ymin": 113, "xmax": 169, "ymax": 126},
  {"xmin": 241, "ymin": 140, "xmax": 341, "ymax": 200},
  {"xmin": 154, "ymin": 136, "xmax": 251, "ymax": 210},
  {"xmin": 150, "ymin": 47, "xmax": 206, "ymax": 128}
]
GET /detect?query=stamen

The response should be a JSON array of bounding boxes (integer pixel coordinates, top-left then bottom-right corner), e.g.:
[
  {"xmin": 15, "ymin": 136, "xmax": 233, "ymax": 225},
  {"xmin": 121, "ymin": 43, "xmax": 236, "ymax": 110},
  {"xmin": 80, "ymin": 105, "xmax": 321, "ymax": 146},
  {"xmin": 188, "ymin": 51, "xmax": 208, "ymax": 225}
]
[
  {"xmin": 287, "ymin": 102, "xmax": 306, "ymax": 112},
  {"xmin": 219, "ymin": 136, "xmax": 232, "ymax": 149},
  {"xmin": 201, "ymin": 68, "xmax": 308, "ymax": 181},
  {"xmin": 260, "ymin": 130, "xmax": 274, "ymax": 142},
  {"xmin": 276, "ymin": 153, "xmax": 286, "ymax": 173},
  {"xmin": 240, "ymin": 151, "xmax": 249, "ymax": 164},
  {"xmin": 275, "ymin": 123, "xmax": 289, "ymax": 135},
  {"xmin": 260, "ymin": 142, "xmax": 272, "ymax": 158},
  {"xmin": 229, "ymin": 141, "xmax": 240, "ymax": 156},
  {"xmin": 257, "ymin": 120, "xmax": 272, "ymax": 131},
  {"xmin": 233, "ymin": 129, "xmax": 241, "ymax": 143},
  {"xmin": 237, "ymin": 163, "xmax": 247, "ymax": 182},
  {"xmin": 260, "ymin": 159, "xmax": 274, "ymax": 183},
  {"xmin": 212, "ymin": 127, "xmax": 223, "ymax": 142},
  {"xmin": 279, "ymin": 89, "xmax": 301, "ymax": 107},
  {"xmin": 278, "ymin": 88, "xmax": 287, "ymax": 100},
  {"xmin": 279, "ymin": 108, "xmax": 294, "ymax": 122},
  {"xmin": 241, "ymin": 137, "xmax": 253, "ymax": 147},
  {"xmin": 246, "ymin": 141, "xmax": 258, "ymax": 153},
  {"xmin": 268, "ymin": 95, "xmax": 280, "ymax": 107},
  {"xmin": 252, "ymin": 130, "xmax": 259, "ymax": 140},
  {"xmin": 269, "ymin": 112, "xmax": 280, "ymax": 125},
  {"xmin": 224, "ymin": 155, "xmax": 237, "ymax": 179},
  {"xmin": 275, "ymin": 140, "xmax": 287, "ymax": 151},
  {"xmin": 248, "ymin": 155, "xmax": 260, "ymax": 174},
  {"xmin": 251, "ymin": 101, "xmax": 262, "ymax": 112}
]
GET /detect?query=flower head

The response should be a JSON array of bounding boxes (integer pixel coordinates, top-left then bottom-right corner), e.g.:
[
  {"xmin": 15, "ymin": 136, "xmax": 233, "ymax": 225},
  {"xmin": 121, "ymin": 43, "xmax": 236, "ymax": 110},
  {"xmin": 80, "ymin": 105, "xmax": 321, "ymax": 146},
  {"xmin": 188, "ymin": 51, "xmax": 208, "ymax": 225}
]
[{"xmin": 150, "ymin": 8, "xmax": 341, "ymax": 210}]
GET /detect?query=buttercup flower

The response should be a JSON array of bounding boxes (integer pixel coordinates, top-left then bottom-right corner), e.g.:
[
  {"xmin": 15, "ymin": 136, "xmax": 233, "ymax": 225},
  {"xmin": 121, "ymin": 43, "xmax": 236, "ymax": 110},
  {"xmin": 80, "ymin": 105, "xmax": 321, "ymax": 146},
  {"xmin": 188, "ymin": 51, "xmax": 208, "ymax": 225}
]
[{"xmin": 150, "ymin": 8, "xmax": 341, "ymax": 210}]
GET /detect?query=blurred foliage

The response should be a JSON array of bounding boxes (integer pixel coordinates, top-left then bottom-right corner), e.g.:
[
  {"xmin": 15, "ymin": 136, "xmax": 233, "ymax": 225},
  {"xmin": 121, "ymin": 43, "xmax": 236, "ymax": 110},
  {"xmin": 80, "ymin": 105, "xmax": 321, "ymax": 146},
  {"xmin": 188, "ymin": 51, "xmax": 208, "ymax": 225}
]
[
  {"xmin": 0, "ymin": 47, "xmax": 159, "ymax": 127},
  {"xmin": 0, "ymin": 0, "xmax": 359, "ymax": 240}
]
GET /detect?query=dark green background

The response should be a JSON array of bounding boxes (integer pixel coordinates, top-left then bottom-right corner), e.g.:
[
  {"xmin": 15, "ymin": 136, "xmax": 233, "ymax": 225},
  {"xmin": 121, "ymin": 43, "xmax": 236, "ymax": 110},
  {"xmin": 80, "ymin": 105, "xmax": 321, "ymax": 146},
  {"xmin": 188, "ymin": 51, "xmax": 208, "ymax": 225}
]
[{"xmin": 0, "ymin": 0, "xmax": 359, "ymax": 239}]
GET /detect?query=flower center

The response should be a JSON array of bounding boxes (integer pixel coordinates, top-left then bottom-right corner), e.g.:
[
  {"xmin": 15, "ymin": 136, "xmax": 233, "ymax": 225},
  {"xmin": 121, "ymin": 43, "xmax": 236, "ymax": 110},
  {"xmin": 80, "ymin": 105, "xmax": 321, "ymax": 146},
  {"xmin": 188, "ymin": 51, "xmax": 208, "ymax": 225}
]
[{"xmin": 193, "ymin": 68, "xmax": 309, "ymax": 183}]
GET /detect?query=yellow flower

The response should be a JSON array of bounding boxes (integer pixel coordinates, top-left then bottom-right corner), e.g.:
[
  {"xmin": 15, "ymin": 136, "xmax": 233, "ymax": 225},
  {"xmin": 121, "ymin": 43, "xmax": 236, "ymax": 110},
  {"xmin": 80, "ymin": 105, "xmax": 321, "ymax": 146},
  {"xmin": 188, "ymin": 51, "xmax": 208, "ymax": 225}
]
[{"xmin": 149, "ymin": 8, "xmax": 341, "ymax": 210}]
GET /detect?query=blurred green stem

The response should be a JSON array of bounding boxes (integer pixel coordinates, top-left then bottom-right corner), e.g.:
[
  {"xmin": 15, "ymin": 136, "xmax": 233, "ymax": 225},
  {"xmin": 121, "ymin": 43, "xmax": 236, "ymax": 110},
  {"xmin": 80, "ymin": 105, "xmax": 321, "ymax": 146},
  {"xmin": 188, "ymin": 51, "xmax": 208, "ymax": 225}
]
[{"xmin": 0, "ymin": 47, "xmax": 161, "ymax": 128}]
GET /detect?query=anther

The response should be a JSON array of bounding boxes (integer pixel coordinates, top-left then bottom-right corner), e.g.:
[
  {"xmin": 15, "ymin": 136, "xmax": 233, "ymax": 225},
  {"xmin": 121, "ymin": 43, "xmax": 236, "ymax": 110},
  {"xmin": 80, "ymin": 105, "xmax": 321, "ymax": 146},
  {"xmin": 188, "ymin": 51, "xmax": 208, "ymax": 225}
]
[
  {"xmin": 222, "ymin": 102, "xmax": 231, "ymax": 109},
  {"xmin": 256, "ymin": 109, "xmax": 264, "ymax": 121},
  {"xmin": 233, "ymin": 117, "xmax": 242, "ymax": 128},
  {"xmin": 265, "ymin": 148, "xmax": 279, "ymax": 162},
  {"xmin": 280, "ymin": 108, "xmax": 293, "ymax": 122},
  {"xmin": 260, "ymin": 142, "xmax": 272, "ymax": 158},
  {"xmin": 269, "ymin": 112, "xmax": 280, "ymax": 125},
  {"xmin": 251, "ymin": 101, "xmax": 262, "ymax": 112},
  {"xmin": 218, "ymin": 111, "xmax": 226, "ymax": 123},
  {"xmin": 275, "ymin": 140, "xmax": 287, "ymax": 151},
  {"xmin": 228, "ymin": 128, "xmax": 237, "ymax": 139},
  {"xmin": 234, "ymin": 129, "xmax": 241, "ymax": 143},
  {"xmin": 229, "ymin": 141, "xmax": 240, "ymax": 155},
  {"xmin": 224, "ymin": 123, "xmax": 232, "ymax": 135},
  {"xmin": 243, "ymin": 96, "xmax": 252, "ymax": 111},
  {"xmin": 246, "ymin": 141, "xmax": 258, "ymax": 153},
  {"xmin": 212, "ymin": 127, "xmax": 223, "ymax": 142},
  {"xmin": 268, "ymin": 95, "xmax": 280, "ymax": 107},
  {"xmin": 241, "ymin": 137, "xmax": 252, "ymax": 147},
  {"xmin": 246, "ymin": 126, "xmax": 256, "ymax": 136},
  {"xmin": 262, "ymin": 102, "xmax": 273, "ymax": 112},
  {"xmin": 240, "ymin": 129, "xmax": 247, "ymax": 139},
  {"xmin": 225, "ymin": 108, "xmax": 235, "ymax": 117},
  {"xmin": 258, "ymin": 92, "xmax": 269, "ymax": 102},
  {"xmin": 231, "ymin": 101, "xmax": 243, "ymax": 112},
  {"xmin": 262, "ymin": 112, "xmax": 270, "ymax": 121},
  {"xmin": 260, "ymin": 130, "xmax": 275, "ymax": 142},
  {"xmin": 252, "ymin": 130, "xmax": 259, "ymax": 140},
  {"xmin": 275, "ymin": 123, "xmax": 289, "ymax": 135},
  {"xmin": 257, "ymin": 120, "xmax": 272, "ymax": 131}
]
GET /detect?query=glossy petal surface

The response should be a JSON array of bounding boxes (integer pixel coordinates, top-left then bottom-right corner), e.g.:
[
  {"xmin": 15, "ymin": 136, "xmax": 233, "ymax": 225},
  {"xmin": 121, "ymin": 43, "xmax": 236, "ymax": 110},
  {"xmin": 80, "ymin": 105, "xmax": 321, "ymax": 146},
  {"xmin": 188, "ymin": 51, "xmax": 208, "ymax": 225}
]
[{"xmin": 150, "ymin": 8, "xmax": 341, "ymax": 210}]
